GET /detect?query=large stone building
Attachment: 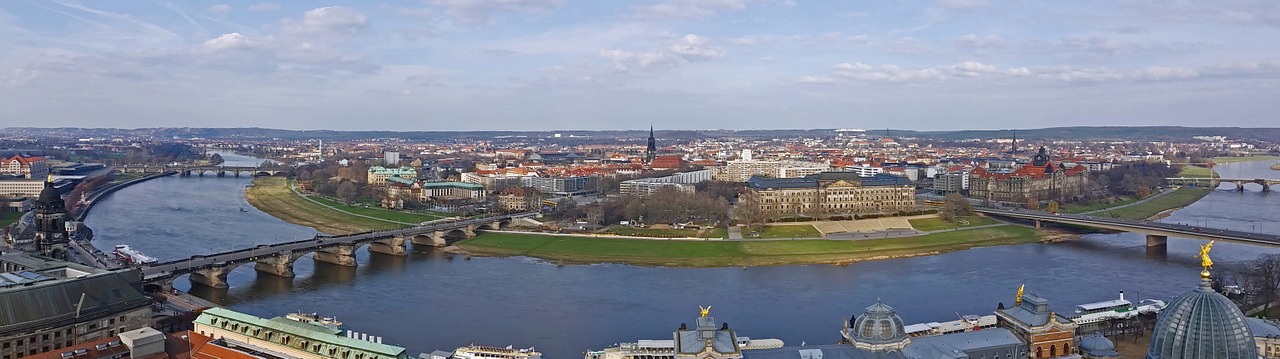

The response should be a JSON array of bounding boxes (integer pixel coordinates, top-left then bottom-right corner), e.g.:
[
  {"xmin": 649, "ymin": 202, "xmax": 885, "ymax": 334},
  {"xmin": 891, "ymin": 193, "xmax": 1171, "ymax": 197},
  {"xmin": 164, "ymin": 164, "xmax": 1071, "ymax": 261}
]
[
  {"xmin": 713, "ymin": 158, "xmax": 829, "ymax": 183},
  {"xmin": 994, "ymin": 291, "xmax": 1079, "ymax": 358},
  {"xmin": 619, "ymin": 170, "xmax": 713, "ymax": 197},
  {"xmin": 497, "ymin": 187, "xmax": 543, "ymax": 213},
  {"xmin": 0, "ymin": 253, "xmax": 152, "ymax": 359},
  {"xmin": 367, "ymin": 166, "xmax": 418, "ymax": 185},
  {"xmin": 741, "ymin": 172, "xmax": 914, "ymax": 220},
  {"xmin": 969, "ymin": 147, "xmax": 1089, "ymax": 204},
  {"xmin": 1, "ymin": 155, "xmax": 47, "ymax": 178},
  {"xmin": 193, "ymin": 307, "xmax": 409, "ymax": 359}
]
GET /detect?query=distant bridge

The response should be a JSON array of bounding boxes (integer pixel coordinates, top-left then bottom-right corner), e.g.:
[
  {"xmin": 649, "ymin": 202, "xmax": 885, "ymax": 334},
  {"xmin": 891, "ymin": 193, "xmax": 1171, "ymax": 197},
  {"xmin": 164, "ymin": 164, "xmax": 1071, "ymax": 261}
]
[
  {"xmin": 113, "ymin": 165, "xmax": 287, "ymax": 177},
  {"xmin": 976, "ymin": 208, "xmax": 1280, "ymax": 251},
  {"xmin": 138, "ymin": 212, "xmax": 539, "ymax": 290},
  {"xmin": 1166, "ymin": 177, "xmax": 1278, "ymax": 191}
]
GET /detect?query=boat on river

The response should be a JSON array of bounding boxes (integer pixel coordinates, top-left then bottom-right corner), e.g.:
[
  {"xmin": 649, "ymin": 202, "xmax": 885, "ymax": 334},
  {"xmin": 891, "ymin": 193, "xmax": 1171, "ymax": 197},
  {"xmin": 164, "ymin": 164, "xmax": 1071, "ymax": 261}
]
[
  {"xmin": 112, "ymin": 245, "xmax": 157, "ymax": 266},
  {"xmin": 285, "ymin": 311, "xmax": 343, "ymax": 330},
  {"xmin": 450, "ymin": 345, "xmax": 542, "ymax": 359},
  {"xmin": 1070, "ymin": 291, "xmax": 1166, "ymax": 325},
  {"xmin": 1270, "ymin": 163, "xmax": 1280, "ymax": 170},
  {"xmin": 584, "ymin": 337, "xmax": 783, "ymax": 359}
]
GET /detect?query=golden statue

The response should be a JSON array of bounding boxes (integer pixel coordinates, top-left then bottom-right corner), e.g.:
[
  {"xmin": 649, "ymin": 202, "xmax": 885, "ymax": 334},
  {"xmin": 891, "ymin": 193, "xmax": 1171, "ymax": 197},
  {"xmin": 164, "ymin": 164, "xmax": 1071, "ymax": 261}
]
[
  {"xmin": 1198, "ymin": 240, "xmax": 1215, "ymax": 279},
  {"xmin": 1016, "ymin": 284, "xmax": 1025, "ymax": 305},
  {"xmin": 699, "ymin": 305, "xmax": 711, "ymax": 318}
]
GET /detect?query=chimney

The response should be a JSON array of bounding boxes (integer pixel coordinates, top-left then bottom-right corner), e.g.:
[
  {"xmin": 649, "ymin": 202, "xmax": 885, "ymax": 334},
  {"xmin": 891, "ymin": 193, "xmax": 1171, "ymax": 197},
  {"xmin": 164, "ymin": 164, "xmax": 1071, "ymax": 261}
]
[{"xmin": 1120, "ymin": 291, "xmax": 1125, "ymax": 301}]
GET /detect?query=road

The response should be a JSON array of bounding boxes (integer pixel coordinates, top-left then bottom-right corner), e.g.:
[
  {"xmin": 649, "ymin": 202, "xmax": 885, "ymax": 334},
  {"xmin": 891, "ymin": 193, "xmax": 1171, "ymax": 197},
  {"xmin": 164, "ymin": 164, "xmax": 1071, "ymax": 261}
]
[{"xmin": 976, "ymin": 207, "xmax": 1280, "ymax": 246}]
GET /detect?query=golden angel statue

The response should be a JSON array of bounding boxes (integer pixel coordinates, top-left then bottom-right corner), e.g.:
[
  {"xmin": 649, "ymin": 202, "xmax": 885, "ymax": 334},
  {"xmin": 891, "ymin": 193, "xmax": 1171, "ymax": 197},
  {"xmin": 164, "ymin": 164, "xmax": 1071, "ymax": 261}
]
[
  {"xmin": 699, "ymin": 305, "xmax": 711, "ymax": 318},
  {"xmin": 1016, "ymin": 284, "xmax": 1025, "ymax": 305},
  {"xmin": 1198, "ymin": 240, "xmax": 1215, "ymax": 275}
]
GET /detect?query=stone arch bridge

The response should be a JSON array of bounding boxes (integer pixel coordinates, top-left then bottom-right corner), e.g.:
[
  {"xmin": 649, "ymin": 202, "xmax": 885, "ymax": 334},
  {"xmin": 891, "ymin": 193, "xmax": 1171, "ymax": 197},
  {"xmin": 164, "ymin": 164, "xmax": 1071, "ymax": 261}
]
[
  {"xmin": 1166, "ymin": 177, "xmax": 1279, "ymax": 191},
  {"xmin": 114, "ymin": 165, "xmax": 287, "ymax": 177},
  {"xmin": 139, "ymin": 212, "xmax": 538, "ymax": 290}
]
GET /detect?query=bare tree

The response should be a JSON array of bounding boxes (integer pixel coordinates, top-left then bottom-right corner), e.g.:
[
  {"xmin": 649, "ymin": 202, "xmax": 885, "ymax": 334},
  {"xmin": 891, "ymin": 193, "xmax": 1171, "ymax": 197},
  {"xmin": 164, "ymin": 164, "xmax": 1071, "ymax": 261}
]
[
  {"xmin": 940, "ymin": 193, "xmax": 972, "ymax": 222},
  {"xmin": 337, "ymin": 181, "xmax": 358, "ymax": 204},
  {"xmin": 1241, "ymin": 254, "xmax": 1280, "ymax": 313},
  {"xmin": 1025, "ymin": 197, "xmax": 1040, "ymax": 210}
]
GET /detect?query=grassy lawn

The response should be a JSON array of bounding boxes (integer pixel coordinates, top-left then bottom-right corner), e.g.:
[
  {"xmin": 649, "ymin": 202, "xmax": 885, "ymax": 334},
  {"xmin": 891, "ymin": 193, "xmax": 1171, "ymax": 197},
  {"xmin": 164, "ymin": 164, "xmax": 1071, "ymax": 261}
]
[
  {"xmin": 1211, "ymin": 155, "xmax": 1280, "ymax": 164},
  {"xmin": 0, "ymin": 211, "xmax": 23, "ymax": 228},
  {"xmin": 699, "ymin": 227, "xmax": 728, "ymax": 239},
  {"xmin": 110, "ymin": 173, "xmax": 142, "ymax": 183},
  {"xmin": 907, "ymin": 216, "xmax": 999, "ymax": 231},
  {"xmin": 604, "ymin": 226, "xmax": 700, "ymax": 238},
  {"xmin": 1177, "ymin": 165, "xmax": 1215, "ymax": 178},
  {"xmin": 457, "ymin": 225, "xmax": 1040, "ymax": 267},
  {"xmin": 1062, "ymin": 196, "xmax": 1141, "ymax": 214},
  {"xmin": 245, "ymin": 177, "xmax": 404, "ymax": 234},
  {"xmin": 758, "ymin": 224, "xmax": 822, "ymax": 238},
  {"xmin": 309, "ymin": 196, "xmax": 449, "ymax": 223},
  {"xmin": 1094, "ymin": 187, "xmax": 1211, "ymax": 220}
]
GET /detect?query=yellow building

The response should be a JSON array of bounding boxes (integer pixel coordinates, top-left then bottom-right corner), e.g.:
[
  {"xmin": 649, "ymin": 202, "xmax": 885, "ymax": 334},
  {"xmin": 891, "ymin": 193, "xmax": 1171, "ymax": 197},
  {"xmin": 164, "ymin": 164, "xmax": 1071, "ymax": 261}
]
[{"xmin": 741, "ymin": 172, "xmax": 914, "ymax": 220}]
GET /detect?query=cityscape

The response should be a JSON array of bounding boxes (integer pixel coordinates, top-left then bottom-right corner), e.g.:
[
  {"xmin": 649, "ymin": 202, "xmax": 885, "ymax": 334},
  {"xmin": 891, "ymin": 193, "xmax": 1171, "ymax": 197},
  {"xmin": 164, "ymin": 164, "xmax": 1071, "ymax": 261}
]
[{"xmin": 3, "ymin": 1, "xmax": 1280, "ymax": 359}]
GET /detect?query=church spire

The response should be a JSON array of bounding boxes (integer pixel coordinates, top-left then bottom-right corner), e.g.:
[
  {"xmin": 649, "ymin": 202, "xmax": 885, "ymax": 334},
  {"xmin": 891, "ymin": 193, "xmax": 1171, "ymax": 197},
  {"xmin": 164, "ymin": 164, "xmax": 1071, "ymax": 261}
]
[{"xmin": 645, "ymin": 125, "xmax": 656, "ymax": 164}]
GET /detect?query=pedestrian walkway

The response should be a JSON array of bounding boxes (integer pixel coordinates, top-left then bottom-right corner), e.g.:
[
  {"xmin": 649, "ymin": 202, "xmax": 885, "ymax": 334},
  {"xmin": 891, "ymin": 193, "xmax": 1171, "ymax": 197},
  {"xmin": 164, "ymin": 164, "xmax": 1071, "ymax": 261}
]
[{"xmin": 1081, "ymin": 188, "xmax": 1177, "ymax": 215}]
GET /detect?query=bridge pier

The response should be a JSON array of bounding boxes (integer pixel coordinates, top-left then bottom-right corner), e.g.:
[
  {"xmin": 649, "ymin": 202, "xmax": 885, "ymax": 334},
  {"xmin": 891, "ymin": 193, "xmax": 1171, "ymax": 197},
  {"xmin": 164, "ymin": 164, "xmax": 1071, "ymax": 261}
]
[
  {"xmin": 314, "ymin": 244, "xmax": 358, "ymax": 267},
  {"xmin": 217, "ymin": 171, "xmax": 226, "ymax": 177},
  {"xmin": 410, "ymin": 233, "xmax": 447, "ymax": 247},
  {"xmin": 254, "ymin": 252, "xmax": 302, "ymax": 278},
  {"xmin": 481, "ymin": 221, "xmax": 501, "ymax": 230},
  {"xmin": 1034, "ymin": 219, "xmax": 1041, "ymax": 229},
  {"xmin": 1145, "ymin": 234, "xmax": 1168, "ymax": 254},
  {"xmin": 189, "ymin": 263, "xmax": 239, "ymax": 289},
  {"xmin": 1234, "ymin": 181, "xmax": 1245, "ymax": 191},
  {"xmin": 369, "ymin": 236, "xmax": 407, "ymax": 256}
]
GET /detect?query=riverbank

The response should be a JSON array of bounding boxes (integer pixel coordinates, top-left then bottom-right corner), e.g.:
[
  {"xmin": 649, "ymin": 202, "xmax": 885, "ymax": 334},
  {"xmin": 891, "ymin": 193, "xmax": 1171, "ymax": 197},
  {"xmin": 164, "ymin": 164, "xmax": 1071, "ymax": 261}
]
[
  {"xmin": 1093, "ymin": 187, "xmax": 1211, "ymax": 220},
  {"xmin": 244, "ymin": 177, "xmax": 405, "ymax": 234},
  {"xmin": 1212, "ymin": 155, "xmax": 1280, "ymax": 164},
  {"xmin": 455, "ymin": 225, "xmax": 1044, "ymax": 267}
]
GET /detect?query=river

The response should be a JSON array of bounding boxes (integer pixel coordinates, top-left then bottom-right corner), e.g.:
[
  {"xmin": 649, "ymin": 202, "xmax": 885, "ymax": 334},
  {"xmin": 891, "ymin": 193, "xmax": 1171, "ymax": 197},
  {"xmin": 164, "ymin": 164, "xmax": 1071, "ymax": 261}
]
[{"xmin": 82, "ymin": 155, "xmax": 1280, "ymax": 358}]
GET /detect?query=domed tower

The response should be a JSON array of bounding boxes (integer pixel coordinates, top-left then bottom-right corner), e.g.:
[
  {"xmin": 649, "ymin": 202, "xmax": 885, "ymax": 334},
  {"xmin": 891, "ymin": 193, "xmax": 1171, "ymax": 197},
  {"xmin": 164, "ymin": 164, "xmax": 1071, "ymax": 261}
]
[
  {"xmin": 841, "ymin": 300, "xmax": 910, "ymax": 351},
  {"xmin": 1146, "ymin": 241, "xmax": 1257, "ymax": 359},
  {"xmin": 32, "ymin": 179, "xmax": 70, "ymax": 258},
  {"xmin": 1077, "ymin": 332, "xmax": 1120, "ymax": 358}
]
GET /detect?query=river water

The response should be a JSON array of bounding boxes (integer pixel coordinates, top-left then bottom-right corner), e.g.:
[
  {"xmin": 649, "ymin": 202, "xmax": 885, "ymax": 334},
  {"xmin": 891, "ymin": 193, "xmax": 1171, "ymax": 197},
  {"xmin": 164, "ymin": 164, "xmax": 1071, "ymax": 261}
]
[{"xmin": 83, "ymin": 155, "xmax": 1280, "ymax": 358}]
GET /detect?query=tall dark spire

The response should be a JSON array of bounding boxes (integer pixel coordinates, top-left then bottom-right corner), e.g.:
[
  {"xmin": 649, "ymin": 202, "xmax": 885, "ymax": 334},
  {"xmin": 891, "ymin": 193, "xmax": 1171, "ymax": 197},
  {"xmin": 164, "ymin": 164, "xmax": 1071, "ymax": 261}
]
[
  {"xmin": 645, "ymin": 125, "xmax": 657, "ymax": 164},
  {"xmin": 1011, "ymin": 130, "xmax": 1017, "ymax": 154}
]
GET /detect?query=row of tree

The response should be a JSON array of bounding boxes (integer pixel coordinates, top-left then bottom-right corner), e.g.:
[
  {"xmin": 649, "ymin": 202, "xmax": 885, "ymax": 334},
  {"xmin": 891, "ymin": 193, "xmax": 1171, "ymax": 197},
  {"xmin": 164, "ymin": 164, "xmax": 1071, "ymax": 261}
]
[{"xmin": 551, "ymin": 187, "xmax": 732, "ymax": 226}]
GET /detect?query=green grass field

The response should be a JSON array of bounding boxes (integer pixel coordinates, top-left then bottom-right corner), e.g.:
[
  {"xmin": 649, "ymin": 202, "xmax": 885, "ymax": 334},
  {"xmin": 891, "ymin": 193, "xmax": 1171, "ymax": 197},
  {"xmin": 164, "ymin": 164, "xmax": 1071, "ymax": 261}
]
[
  {"xmin": 1062, "ymin": 196, "xmax": 1141, "ymax": 214},
  {"xmin": 0, "ymin": 211, "xmax": 23, "ymax": 228},
  {"xmin": 1177, "ymin": 166, "xmax": 1215, "ymax": 178},
  {"xmin": 604, "ymin": 226, "xmax": 700, "ymax": 237},
  {"xmin": 1211, "ymin": 155, "xmax": 1280, "ymax": 164},
  {"xmin": 699, "ymin": 227, "xmax": 728, "ymax": 239},
  {"xmin": 309, "ymin": 196, "xmax": 449, "ymax": 223},
  {"xmin": 1094, "ymin": 187, "xmax": 1211, "ymax": 220},
  {"xmin": 907, "ymin": 216, "xmax": 999, "ymax": 231},
  {"xmin": 246, "ymin": 177, "xmax": 404, "ymax": 234},
  {"xmin": 758, "ymin": 224, "xmax": 822, "ymax": 238},
  {"xmin": 458, "ymin": 225, "xmax": 1040, "ymax": 267}
]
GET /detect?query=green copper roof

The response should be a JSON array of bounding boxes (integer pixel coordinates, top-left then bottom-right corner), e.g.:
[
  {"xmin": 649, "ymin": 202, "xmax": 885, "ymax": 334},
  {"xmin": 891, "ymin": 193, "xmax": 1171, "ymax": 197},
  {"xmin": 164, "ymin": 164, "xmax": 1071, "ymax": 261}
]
[{"xmin": 198, "ymin": 307, "xmax": 408, "ymax": 359}]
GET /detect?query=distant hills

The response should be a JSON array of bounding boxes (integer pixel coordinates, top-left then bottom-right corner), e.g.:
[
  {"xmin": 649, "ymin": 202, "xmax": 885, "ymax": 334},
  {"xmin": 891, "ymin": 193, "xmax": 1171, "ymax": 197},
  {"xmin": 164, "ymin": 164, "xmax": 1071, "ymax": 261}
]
[{"xmin": 2, "ymin": 126, "xmax": 1277, "ymax": 142}]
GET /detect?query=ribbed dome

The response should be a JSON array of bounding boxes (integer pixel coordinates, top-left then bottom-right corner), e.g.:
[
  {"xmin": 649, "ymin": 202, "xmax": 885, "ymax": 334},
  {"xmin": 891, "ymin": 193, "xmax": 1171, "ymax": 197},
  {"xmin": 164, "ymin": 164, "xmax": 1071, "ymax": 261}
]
[
  {"xmin": 37, "ymin": 180, "xmax": 61, "ymax": 204},
  {"xmin": 850, "ymin": 301, "xmax": 907, "ymax": 345},
  {"xmin": 1145, "ymin": 279, "xmax": 1256, "ymax": 359},
  {"xmin": 1078, "ymin": 332, "xmax": 1119, "ymax": 357}
]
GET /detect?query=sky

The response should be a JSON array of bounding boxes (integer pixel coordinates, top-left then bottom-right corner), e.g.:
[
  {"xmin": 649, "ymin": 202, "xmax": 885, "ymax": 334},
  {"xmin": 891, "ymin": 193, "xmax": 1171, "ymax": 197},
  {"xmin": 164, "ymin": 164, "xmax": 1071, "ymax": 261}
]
[{"xmin": 1, "ymin": 0, "xmax": 1279, "ymax": 131}]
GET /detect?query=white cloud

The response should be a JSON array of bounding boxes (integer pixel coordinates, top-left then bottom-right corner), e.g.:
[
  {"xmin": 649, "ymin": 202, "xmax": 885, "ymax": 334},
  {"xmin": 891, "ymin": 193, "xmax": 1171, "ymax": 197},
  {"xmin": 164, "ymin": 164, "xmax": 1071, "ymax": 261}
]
[
  {"xmin": 248, "ymin": 3, "xmax": 282, "ymax": 12},
  {"xmin": 202, "ymin": 32, "xmax": 253, "ymax": 52},
  {"xmin": 632, "ymin": 0, "xmax": 752, "ymax": 19},
  {"xmin": 955, "ymin": 34, "xmax": 1003, "ymax": 47},
  {"xmin": 669, "ymin": 34, "xmax": 724, "ymax": 59},
  {"xmin": 599, "ymin": 49, "xmax": 678, "ymax": 72},
  {"xmin": 208, "ymin": 4, "xmax": 231, "ymax": 15},
  {"xmin": 282, "ymin": 6, "xmax": 368, "ymax": 36}
]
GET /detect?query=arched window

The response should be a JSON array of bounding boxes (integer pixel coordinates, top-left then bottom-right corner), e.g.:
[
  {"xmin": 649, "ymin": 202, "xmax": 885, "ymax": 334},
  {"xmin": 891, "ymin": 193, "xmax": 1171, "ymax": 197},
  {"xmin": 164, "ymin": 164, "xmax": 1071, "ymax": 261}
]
[
  {"xmin": 1049, "ymin": 345, "xmax": 1056, "ymax": 357},
  {"xmin": 1063, "ymin": 343, "xmax": 1070, "ymax": 355},
  {"xmin": 1035, "ymin": 347, "xmax": 1042, "ymax": 359}
]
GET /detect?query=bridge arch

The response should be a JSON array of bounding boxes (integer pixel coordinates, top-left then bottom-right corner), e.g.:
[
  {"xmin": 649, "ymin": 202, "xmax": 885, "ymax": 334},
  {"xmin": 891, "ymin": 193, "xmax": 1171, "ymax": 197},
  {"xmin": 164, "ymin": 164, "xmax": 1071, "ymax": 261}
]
[{"xmin": 254, "ymin": 171, "xmax": 273, "ymax": 177}]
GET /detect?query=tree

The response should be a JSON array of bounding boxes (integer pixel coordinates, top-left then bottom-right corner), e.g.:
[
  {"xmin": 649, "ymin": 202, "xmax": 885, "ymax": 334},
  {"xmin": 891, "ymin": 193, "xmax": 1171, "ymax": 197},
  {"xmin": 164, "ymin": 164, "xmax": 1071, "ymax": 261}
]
[
  {"xmin": 336, "ymin": 181, "xmax": 358, "ymax": 204},
  {"xmin": 940, "ymin": 193, "xmax": 972, "ymax": 222},
  {"xmin": 1046, "ymin": 200, "xmax": 1060, "ymax": 213},
  {"xmin": 1025, "ymin": 197, "xmax": 1040, "ymax": 210},
  {"xmin": 1241, "ymin": 254, "xmax": 1280, "ymax": 314}
]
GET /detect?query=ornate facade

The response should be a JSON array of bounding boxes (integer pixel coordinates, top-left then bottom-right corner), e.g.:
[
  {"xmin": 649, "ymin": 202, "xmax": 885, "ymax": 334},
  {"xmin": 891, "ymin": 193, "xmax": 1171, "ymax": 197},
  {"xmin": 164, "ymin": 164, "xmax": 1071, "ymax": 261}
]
[
  {"xmin": 742, "ymin": 172, "xmax": 914, "ymax": 220},
  {"xmin": 969, "ymin": 147, "xmax": 1089, "ymax": 204},
  {"xmin": 995, "ymin": 291, "xmax": 1079, "ymax": 359},
  {"xmin": 497, "ymin": 187, "xmax": 543, "ymax": 213}
]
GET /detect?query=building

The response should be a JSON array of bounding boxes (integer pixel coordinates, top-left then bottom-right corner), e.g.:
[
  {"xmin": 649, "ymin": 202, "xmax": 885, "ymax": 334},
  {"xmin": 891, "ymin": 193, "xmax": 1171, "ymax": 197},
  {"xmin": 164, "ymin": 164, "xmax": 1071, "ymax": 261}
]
[
  {"xmin": 420, "ymin": 182, "xmax": 486, "ymax": 202},
  {"xmin": 969, "ymin": 147, "xmax": 1089, "ymax": 204},
  {"xmin": 845, "ymin": 164, "xmax": 883, "ymax": 177},
  {"xmin": 0, "ymin": 253, "xmax": 152, "ymax": 359},
  {"xmin": 1076, "ymin": 332, "xmax": 1120, "ymax": 358},
  {"xmin": 1246, "ymin": 318, "xmax": 1280, "ymax": 359},
  {"xmin": 650, "ymin": 155, "xmax": 684, "ymax": 170},
  {"xmin": 645, "ymin": 127, "xmax": 657, "ymax": 164},
  {"xmin": 497, "ymin": 187, "xmax": 543, "ymax": 213},
  {"xmin": 0, "ymin": 179, "xmax": 48, "ymax": 199},
  {"xmin": 1144, "ymin": 263, "xmax": 1257, "ymax": 358},
  {"xmin": 994, "ymin": 290, "xmax": 1079, "ymax": 358},
  {"xmin": 523, "ymin": 176, "xmax": 599, "ymax": 196},
  {"xmin": 714, "ymin": 159, "xmax": 829, "ymax": 182},
  {"xmin": 745, "ymin": 301, "xmax": 1025, "ymax": 359},
  {"xmin": 1, "ymin": 155, "xmax": 47, "ymax": 178},
  {"xmin": 619, "ymin": 170, "xmax": 713, "ymax": 197},
  {"xmin": 673, "ymin": 310, "xmax": 740, "ymax": 359},
  {"xmin": 932, "ymin": 170, "xmax": 969, "ymax": 195},
  {"xmin": 193, "ymin": 307, "xmax": 409, "ymax": 359},
  {"xmin": 383, "ymin": 151, "xmax": 400, "ymax": 166},
  {"xmin": 367, "ymin": 166, "xmax": 418, "ymax": 185},
  {"xmin": 741, "ymin": 172, "xmax": 914, "ymax": 220}
]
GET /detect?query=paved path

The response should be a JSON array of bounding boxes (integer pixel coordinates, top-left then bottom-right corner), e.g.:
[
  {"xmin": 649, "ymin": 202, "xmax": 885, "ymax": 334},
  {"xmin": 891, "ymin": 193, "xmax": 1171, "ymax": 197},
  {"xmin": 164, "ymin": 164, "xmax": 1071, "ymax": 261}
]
[
  {"xmin": 286, "ymin": 181, "xmax": 417, "ymax": 226},
  {"xmin": 1080, "ymin": 188, "xmax": 1178, "ymax": 215}
]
